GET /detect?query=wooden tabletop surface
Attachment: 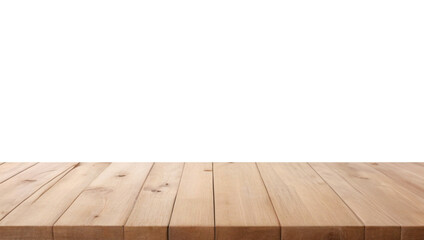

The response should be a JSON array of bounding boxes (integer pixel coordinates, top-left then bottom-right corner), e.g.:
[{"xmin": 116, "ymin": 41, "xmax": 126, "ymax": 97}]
[{"xmin": 0, "ymin": 162, "xmax": 423, "ymax": 240}]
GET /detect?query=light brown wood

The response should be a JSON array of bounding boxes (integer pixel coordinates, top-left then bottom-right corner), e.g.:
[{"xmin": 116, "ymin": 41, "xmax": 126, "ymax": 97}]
[
  {"xmin": 311, "ymin": 163, "xmax": 400, "ymax": 240},
  {"xmin": 0, "ymin": 163, "xmax": 37, "ymax": 184},
  {"xmin": 54, "ymin": 163, "xmax": 153, "ymax": 240},
  {"xmin": 258, "ymin": 163, "xmax": 364, "ymax": 240},
  {"xmin": 368, "ymin": 162, "xmax": 424, "ymax": 240},
  {"xmin": 369, "ymin": 163, "xmax": 424, "ymax": 199},
  {"xmin": 0, "ymin": 163, "xmax": 76, "ymax": 221},
  {"xmin": 313, "ymin": 163, "xmax": 424, "ymax": 240},
  {"xmin": 124, "ymin": 163, "xmax": 184, "ymax": 240},
  {"xmin": 0, "ymin": 163, "xmax": 109, "ymax": 240},
  {"xmin": 214, "ymin": 163, "xmax": 280, "ymax": 240},
  {"xmin": 169, "ymin": 163, "xmax": 214, "ymax": 240},
  {"xmin": 1, "ymin": 162, "xmax": 424, "ymax": 240},
  {"xmin": 387, "ymin": 163, "xmax": 424, "ymax": 177}
]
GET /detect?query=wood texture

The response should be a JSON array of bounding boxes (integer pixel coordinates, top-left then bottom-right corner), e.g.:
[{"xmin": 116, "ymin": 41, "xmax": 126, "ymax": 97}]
[
  {"xmin": 312, "ymin": 163, "xmax": 424, "ymax": 240},
  {"xmin": 54, "ymin": 163, "xmax": 153, "ymax": 240},
  {"xmin": 125, "ymin": 163, "xmax": 184, "ymax": 240},
  {"xmin": 369, "ymin": 163, "xmax": 424, "ymax": 199},
  {"xmin": 0, "ymin": 163, "xmax": 109, "ymax": 240},
  {"xmin": 1, "ymin": 162, "xmax": 424, "ymax": 240},
  {"xmin": 169, "ymin": 163, "xmax": 214, "ymax": 240},
  {"xmin": 386, "ymin": 163, "xmax": 424, "ymax": 177},
  {"xmin": 258, "ymin": 163, "xmax": 364, "ymax": 240},
  {"xmin": 0, "ymin": 163, "xmax": 37, "ymax": 184},
  {"xmin": 214, "ymin": 163, "xmax": 280, "ymax": 240},
  {"xmin": 311, "ymin": 163, "xmax": 400, "ymax": 240},
  {"xmin": 0, "ymin": 163, "xmax": 76, "ymax": 221}
]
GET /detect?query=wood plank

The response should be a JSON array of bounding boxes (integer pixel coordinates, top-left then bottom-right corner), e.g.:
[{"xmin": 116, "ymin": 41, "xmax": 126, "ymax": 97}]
[
  {"xmin": 214, "ymin": 163, "xmax": 280, "ymax": 240},
  {"xmin": 0, "ymin": 163, "xmax": 76, "ymax": 221},
  {"xmin": 311, "ymin": 163, "xmax": 400, "ymax": 240},
  {"xmin": 367, "ymin": 162, "xmax": 424, "ymax": 239},
  {"xmin": 0, "ymin": 163, "xmax": 109, "ymax": 240},
  {"xmin": 169, "ymin": 163, "xmax": 214, "ymax": 240},
  {"xmin": 386, "ymin": 163, "xmax": 424, "ymax": 178},
  {"xmin": 2, "ymin": 162, "xmax": 424, "ymax": 240},
  {"xmin": 369, "ymin": 163, "xmax": 424, "ymax": 199},
  {"xmin": 257, "ymin": 163, "xmax": 364, "ymax": 240},
  {"xmin": 0, "ymin": 163, "xmax": 38, "ymax": 184},
  {"xmin": 54, "ymin": 163, "xmax": 153, "ymax": 240},
  {"xmin": 124, "ymin": 163, "xmax": 184, "ymax": 240},
  {"xmin": 312, "ymin": 163, "xmax": 424, "ymax": 240}
]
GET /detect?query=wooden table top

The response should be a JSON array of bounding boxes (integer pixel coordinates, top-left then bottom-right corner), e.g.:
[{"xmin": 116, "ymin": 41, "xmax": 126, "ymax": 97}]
[{"xmin": 0, "ymin": 162, "xmax": 423, "ymax": 240}]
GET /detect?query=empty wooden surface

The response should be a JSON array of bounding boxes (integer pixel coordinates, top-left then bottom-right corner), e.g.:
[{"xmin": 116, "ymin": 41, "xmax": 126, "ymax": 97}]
[
  {"xmin": 214, "ymin": 163, "xmax": 280, "ymax": 240},
  {"xmin": 369, "ymin": 163, "xmax": 424, "ymax": 200},
  {"xmin": 0, "ymin": 163, "xmax": 109, "ymax": 240},
  {"xmin": 54, "ymin": 163, "xmax": 152, "ymax": 240},
  {"xmin": 312, "ymin": 163, "xmax": 424, "ymax": 240},
  {"xmin": 1, "ymin": 162, "xmax": 424, "ymax": 240},
  {"xmin": 311, "ymin": 163, "xmax": 401, "ymax": 240},
  {"xmin": 169, "ymin": 163, "xmax": 214, "ymax": 240},
  {"xmin": 0, "ymin": 163, "xmax": 76, "ymax": 221},
  {"xmin": 258, "ymin": 163, "xmax": 364, "ymax": 240},
  {"xmin": 0, "ymin": 163, "xmax": 37, "ymax": 184},
  {"xmin": 125, "ymin": 163, "xmax": 184, "ymax": 240}
]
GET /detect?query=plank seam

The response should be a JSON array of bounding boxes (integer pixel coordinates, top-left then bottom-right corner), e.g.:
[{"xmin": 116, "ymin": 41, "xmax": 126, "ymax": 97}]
[
  {"xmin": 308, "ymin": 163, "xmax": 367, "ymax": 231},
  {"xmin": 0, "ymin": 162, "xmax": 38, "ymax": 184},
  {"xmin": 255, "ymin": 162, "xmax": 281, "ymax": 240},
  {"xmin": 382, "ymin": 163, "xmax": 424, "ymax": 180},
  {"xmin": 212, "ymin": 162, "xmax": 216, "ymax": 240},
  {"xmin": 167, "ymin": 162, "xmax": 186, "ymax": 240},
  {"xmin": 0, "ymin": 163, "xmax": 77, "ymax": 223},
  {"xmin": 321, "ymin": 164, "xmax": 402, "ymax": 226},
  {"xmin": 40, "ymin": 164, "xmax": 84, "ymax": 240},
  {"xmin": 51, "ymin": 163, "xmax": 110, "ymax": 240},
  {"xmin": 368, "ymin": 163, "xmax": 424, "ymax": 203},
  {"xmin": 309, "ymin": 163, "xmax": 404, "ymax": 240},
  {"xmin": 357, "ymin": 163, "xmax": 420, "ymax": 238},
  {"xmin": 33, "ymin": 163, "xmax": 81, "ymax": 204},
  {"xmin": 122, "ymin": 162, "xmax": 155, "ymax": 240}
]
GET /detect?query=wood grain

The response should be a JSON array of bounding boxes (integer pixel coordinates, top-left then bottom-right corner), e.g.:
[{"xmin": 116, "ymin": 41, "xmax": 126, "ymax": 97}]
[
  {"xmin": 0, "ymin": 163, "xmax": 37, "ymax": 184},
  {"xmin": 258, "ymin": 163, "xmax": 364, "ymax": 240},
  {"xmin": 0, "ymin": 163, "xmax": 76, "ymax": 221},
  {"xmin": 313, "ymin": 163, "xmax": 424, "ymax": 240},
  {"xmin": 54, "ymin": 163, "xmax": 152, "ymax": 240},
  {"xmin": 0, "ymin": 163, "xmax": 109, "ymax": 240},
  {"xmin": 369, "ymin": 163, "xmax": 424, "ymax": 199},
  {"xmin": 0, "ymin": 162, "xmax": 423, "ymax": 240},
  {"xmin": 169, "ymin": 163, "xmax": 214, "ymax": 240},
  {"xmin": 124, "ymin": 163, "xmax": 184, "ymax": 240},
  {"xmin": 214, "ymin": 163, "xmax": 280, "ymax": 240},
  {"xmin": 387, "ymin": 163, "xmax": 424, "ymax": 177},
  {"xmin": 311, "ymin": 163, "xmax": 400, "ymax": 240}
]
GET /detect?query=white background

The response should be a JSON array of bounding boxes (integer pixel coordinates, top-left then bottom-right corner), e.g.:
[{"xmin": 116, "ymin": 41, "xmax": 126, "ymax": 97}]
[{"xmin": 1, "ymin": 0, "xmax": 423, "ymax": 162}]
